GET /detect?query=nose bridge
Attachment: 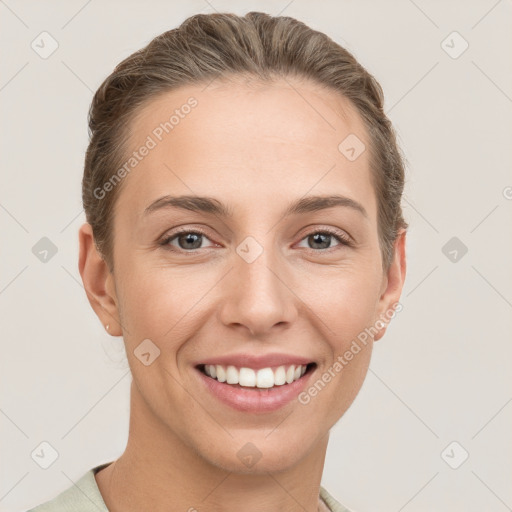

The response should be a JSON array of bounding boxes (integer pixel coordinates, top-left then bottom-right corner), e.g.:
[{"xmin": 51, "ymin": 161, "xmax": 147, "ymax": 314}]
[{"xmin": 219, "ymin": 235, "xmax": 297, "ymax": 335}]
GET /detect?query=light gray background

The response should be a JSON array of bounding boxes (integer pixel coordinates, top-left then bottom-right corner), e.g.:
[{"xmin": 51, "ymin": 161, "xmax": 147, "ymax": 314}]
[{"xmin": 1, "ymin": 1, "xmax": 511, "ymax": 511}]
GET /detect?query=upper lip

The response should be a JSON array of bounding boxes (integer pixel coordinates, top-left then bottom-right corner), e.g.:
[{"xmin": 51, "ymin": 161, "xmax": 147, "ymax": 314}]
[{"xmin": 195, "ymin": 353, "xmax": 314, "ymax": 370}]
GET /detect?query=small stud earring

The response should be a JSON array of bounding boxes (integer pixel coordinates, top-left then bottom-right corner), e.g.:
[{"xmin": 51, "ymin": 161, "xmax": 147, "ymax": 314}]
[{"xmin": 106, "ymin": 324, "xmax": 110, "ymax": 331}]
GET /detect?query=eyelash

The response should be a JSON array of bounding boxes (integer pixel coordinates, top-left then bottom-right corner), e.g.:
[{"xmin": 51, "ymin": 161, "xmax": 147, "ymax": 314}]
[{"xmin": 158, "ymin": 227, "xmax": 353, "ymax": 253}]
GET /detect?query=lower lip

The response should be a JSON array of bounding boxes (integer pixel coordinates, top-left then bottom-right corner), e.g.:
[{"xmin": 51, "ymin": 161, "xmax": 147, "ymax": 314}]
[{"xmin": 196, "ymin": 367, "xmax": 314, "ymax": 413}]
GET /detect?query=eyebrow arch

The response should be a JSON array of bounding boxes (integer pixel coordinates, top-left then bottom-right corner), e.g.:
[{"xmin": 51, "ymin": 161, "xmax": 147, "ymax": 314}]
[{"xmin": 143, "ymin": 194, "xmax": 368, "ymax": 219}]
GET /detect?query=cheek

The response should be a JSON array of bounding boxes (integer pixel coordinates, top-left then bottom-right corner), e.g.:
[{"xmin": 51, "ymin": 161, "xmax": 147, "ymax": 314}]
[
  {"xmin": 115, "ymin": 261, "xmax": 219, "ymax": 345},
  {"xmin": 298, "ymin": 275, "xmax": 377, "ymax": 423},
  {"xmin": 306, "ymin": 265, "xmax": 381, "ymax": 345}
]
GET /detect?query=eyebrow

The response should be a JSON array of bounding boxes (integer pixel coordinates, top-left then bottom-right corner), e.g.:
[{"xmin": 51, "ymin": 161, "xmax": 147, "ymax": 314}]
[{"xmin": 143, "ymin": 193, "xmax": 368, "ymax": 219}]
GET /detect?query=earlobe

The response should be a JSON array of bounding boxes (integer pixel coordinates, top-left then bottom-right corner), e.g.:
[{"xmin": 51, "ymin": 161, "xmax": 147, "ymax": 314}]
[
  {"xmin": 78, "ymin": 223, "xmax": 122, "ymax": 336},
  {"xmin": 373, "ymin": 229, "xmax": 407, "ymax": 342}
]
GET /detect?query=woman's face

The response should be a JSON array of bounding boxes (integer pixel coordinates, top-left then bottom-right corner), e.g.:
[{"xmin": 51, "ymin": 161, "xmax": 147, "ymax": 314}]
[{"xmin": 86, "ymin": 77, "xmax": 405, "ymax": 473}]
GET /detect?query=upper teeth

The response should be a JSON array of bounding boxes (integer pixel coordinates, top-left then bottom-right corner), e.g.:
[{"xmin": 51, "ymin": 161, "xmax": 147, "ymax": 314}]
[{"xmin": 203, "ymin": 364, "xmax": 307, "ymax": 388}]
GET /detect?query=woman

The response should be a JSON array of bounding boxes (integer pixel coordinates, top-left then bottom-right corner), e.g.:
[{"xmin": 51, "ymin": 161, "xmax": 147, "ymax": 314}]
[{"xmin": 29, "ymin": 11, "xmax": 407, "ymax": 512}]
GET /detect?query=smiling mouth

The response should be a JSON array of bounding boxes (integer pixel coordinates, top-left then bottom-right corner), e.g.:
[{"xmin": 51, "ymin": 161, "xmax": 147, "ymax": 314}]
[{"xmin": 197, "ymin": 363, "xmax": 316, "ymax": 389}]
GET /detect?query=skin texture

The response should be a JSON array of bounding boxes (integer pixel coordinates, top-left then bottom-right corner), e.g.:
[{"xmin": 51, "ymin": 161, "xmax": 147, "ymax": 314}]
[{"xmin": 79, "ymin": 77, "xmax": 406, "ymax": 512}]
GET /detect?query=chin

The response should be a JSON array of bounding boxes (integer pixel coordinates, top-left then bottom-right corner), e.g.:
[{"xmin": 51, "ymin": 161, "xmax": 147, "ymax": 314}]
[
  {"xmin": 195, "ymin": 428, "xmax": 321, "ymax": 475},
  {"xmin": 207, "ymin": 451, "xmax": 307, "ymax": 475}
]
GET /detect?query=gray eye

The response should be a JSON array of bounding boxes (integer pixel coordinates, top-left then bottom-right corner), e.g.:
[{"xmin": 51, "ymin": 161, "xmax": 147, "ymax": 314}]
[
  {"xmin": 297, "ymin": 232, "xmax": 342, "ymax": 250},
  {"xmin": 177, "ymin": 233, "xmax": 204, "ymax": 250},
  {"xmin": 165, "ymin": 231, "xmax": 215, "ymax": 251}
]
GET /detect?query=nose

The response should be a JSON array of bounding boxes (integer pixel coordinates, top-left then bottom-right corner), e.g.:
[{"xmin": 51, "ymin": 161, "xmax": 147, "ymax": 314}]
[{"xmin": 218, "ymin": 244, "xmax": 298, "ymax": 337}]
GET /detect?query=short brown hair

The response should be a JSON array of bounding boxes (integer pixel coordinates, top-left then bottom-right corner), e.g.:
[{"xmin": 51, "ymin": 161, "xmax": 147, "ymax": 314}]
[{"xmin": 82, "ymin": 11, "xmax": 408, "ymax": 271}]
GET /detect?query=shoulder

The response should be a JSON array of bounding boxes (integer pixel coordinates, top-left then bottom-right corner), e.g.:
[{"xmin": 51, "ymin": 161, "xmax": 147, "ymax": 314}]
[
  {"xmin": 319, "ymin": 485, "xmax": 355, "ymax": 512},
  {"xmin": 26, "ymin": 463, "xmax": 112, "ymax": 512}
]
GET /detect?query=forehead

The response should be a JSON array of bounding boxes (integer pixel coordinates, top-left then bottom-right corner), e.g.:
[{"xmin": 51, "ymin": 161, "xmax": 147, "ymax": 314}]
[{"xmin": 115, "ymin": 77, "xmax": 376, "ymax": 222}]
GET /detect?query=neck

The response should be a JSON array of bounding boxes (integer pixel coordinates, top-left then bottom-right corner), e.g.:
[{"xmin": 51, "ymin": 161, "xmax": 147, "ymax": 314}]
[{"xmin": 96, "ymin": 381, "xmax": 329, "ymax": 512}]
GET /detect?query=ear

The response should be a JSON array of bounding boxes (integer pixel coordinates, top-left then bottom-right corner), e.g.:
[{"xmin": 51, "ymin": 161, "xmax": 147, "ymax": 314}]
[
  {"xmin": 78, "ymin": 222, "xmax": 122, "ymax": 336},
  {"xmin": 373, "ymin": 229, "xmax": 407, "ymax": 342}
]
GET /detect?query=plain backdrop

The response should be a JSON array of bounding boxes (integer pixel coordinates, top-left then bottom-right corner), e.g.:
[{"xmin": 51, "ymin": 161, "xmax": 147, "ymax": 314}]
[{"xmin": 1, "ymin": 1, "xmax": 511, "ymax": 511}]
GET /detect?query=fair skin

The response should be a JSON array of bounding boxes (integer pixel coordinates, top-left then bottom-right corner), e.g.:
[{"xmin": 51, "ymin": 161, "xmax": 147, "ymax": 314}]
[{"xmin": 79, "ymin": 77, "xmax": 406, "ymax": 512}]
